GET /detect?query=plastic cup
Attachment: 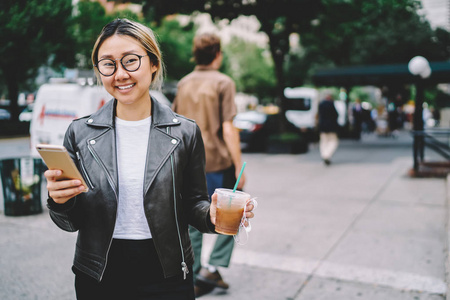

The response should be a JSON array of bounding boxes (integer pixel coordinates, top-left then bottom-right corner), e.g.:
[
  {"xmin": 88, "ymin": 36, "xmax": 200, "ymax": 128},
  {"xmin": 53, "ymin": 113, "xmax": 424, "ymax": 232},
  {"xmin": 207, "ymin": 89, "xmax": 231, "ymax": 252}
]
[{"xmin": 215, "ymin": 188, "xmax": 251, "ymax": 235}]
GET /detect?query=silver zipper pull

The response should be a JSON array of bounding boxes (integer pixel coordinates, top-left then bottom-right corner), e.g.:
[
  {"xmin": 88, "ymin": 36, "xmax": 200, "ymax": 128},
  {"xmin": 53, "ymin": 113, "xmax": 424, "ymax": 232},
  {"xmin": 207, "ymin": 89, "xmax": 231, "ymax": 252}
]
[{"xmin": 181, "ymin": 262, "xmax": 189, "ymax": 280}]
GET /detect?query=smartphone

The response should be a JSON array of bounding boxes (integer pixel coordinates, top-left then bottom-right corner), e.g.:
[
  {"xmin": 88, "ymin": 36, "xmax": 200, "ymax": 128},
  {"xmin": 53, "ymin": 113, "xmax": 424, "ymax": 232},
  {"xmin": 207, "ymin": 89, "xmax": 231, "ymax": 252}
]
[{"xmin": 36, "ymin": 144, "xmax": 89, "ymax": 192}]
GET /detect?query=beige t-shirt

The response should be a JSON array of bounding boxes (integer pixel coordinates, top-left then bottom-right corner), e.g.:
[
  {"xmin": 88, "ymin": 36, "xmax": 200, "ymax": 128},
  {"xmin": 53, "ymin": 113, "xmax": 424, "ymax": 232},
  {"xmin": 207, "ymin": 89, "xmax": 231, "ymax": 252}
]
[{"xmin": 173, "ymin": 66, "xmax": 237, "ymax": 172}]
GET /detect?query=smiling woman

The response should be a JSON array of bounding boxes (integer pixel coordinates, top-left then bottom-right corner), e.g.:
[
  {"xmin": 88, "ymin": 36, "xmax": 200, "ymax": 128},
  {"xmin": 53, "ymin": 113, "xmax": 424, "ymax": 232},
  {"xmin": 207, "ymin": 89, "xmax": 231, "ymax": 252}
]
[
  {"xmin": 91, "ymin": 20, "xmax": 163, "ymax": 89},
  {"xmin": 41, "ymin": 19, "xmax": 256, "ymax": 300},
  {"xmin": 94, "ymin": 34, "xmax": 156, "ymax": 120},
  {"xmin": 91, "ymin": 19, "xmax": 163, "ymax": 121}
]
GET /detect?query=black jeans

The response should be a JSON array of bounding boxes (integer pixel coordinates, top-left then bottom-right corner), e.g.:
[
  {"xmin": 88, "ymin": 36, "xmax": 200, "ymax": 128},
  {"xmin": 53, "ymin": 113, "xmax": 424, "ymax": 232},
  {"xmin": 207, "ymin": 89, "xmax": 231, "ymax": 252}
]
[{"xmin": 74, "ymin": 239, "xmax": 195, "ymax": 300}]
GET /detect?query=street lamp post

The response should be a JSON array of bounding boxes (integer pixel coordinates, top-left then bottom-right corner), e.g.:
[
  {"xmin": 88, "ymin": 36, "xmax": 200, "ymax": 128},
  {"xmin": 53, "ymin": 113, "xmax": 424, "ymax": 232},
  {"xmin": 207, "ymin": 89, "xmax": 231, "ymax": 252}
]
[{"xmin": 408, "ymin": 56, "xmax": 431, "ymax": 172}]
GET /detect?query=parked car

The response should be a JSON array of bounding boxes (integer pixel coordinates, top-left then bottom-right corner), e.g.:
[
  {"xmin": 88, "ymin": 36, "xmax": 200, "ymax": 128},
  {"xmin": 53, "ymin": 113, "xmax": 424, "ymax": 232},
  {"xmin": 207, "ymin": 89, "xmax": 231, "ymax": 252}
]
[
  {"xmin": 0, "ymin": 108, "xmax": 11, "ymax": 120},
  {"xmin": 19, "ymin": 104, "xmax": 34, "ymax": 122},
  {"xmin": 233, "ymin": 110, "xmax": 268, "ymax": 152}
]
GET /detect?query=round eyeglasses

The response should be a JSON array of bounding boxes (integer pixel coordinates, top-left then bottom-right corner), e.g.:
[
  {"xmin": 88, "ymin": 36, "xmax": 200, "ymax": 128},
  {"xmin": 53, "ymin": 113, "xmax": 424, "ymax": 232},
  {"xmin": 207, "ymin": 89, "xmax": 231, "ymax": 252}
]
[{"xmin": 95, "ymin": 54, "xmax": 148, "ymax": 77}]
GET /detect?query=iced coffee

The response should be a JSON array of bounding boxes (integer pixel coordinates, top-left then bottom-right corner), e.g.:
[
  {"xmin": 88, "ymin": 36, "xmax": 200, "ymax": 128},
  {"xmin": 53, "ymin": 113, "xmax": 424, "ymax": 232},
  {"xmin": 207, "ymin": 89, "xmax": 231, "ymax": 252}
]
[{"xmin": 215, "ymin": 188, "xmax": 250, "ymax": 235}]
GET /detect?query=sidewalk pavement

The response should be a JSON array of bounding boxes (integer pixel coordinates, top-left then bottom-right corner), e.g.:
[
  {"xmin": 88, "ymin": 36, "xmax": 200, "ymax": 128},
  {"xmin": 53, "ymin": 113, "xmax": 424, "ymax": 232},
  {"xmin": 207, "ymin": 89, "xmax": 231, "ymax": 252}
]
[{"xmin": 0, "ymin": 131, "xmax": 448, "ymax": 300}]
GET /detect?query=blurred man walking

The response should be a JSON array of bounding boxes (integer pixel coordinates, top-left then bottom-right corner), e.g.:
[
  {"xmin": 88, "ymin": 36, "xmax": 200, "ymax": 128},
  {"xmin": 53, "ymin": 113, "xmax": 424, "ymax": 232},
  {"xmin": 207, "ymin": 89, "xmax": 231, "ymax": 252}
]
[
  {"xmin": 318, "ymin": 93, "xmax": 340, "ymax": 165},
  {"xmin": 172, "ymin": 33, "xmax": 246, "ymax": 297}
]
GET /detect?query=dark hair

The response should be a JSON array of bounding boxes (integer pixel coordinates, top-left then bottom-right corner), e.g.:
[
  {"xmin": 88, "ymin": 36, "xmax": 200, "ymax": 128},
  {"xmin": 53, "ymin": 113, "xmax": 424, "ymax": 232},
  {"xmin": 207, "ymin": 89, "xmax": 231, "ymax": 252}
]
[
  {"xmin": 91, "ymin": 18, "xmax": 164, "ymax": 89},
  {"xmin": 192, "ymin": 33, "xmax": 221, "ymax": 65}
]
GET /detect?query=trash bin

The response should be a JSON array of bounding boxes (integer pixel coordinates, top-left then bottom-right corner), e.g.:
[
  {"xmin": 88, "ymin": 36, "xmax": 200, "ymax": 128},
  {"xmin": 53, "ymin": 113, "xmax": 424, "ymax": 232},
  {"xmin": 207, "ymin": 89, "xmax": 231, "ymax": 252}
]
[{"xmin": 0, "ymin": 157, "xmax": 43, "ymax": 216}]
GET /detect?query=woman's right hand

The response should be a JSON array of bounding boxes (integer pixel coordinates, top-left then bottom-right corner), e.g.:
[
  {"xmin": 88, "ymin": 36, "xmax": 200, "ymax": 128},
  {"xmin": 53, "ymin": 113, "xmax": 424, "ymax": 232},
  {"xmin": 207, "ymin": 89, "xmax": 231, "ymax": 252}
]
[{"xmin": 44, "ymin": 170, "xmax": 86, "ymax": 204}]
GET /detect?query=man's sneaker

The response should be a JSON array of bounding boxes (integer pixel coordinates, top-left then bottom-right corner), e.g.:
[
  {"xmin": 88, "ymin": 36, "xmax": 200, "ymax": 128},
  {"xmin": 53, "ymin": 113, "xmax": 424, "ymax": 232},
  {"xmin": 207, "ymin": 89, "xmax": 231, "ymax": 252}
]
[{"xmin": 196, "ymin": 267, "xmax": 229, "ymax": 289}]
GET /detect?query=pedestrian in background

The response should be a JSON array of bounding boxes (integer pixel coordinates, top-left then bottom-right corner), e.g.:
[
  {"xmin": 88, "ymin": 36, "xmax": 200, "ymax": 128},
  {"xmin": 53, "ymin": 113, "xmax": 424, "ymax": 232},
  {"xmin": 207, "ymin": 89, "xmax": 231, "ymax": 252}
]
[
  {"xmin": 173, "ymin": 32, "xmax": 246, "ymax": 297},
  {"xmin": 43, "ymin": 19, "xmax": 255, "ymax": 300},
  {"xmin": 317, "ymin": 93, "xmax": 340, "ymax": 165},
  {"xmin": 351, "ymin": 98, "xmax": 363, "ymax": 140}
]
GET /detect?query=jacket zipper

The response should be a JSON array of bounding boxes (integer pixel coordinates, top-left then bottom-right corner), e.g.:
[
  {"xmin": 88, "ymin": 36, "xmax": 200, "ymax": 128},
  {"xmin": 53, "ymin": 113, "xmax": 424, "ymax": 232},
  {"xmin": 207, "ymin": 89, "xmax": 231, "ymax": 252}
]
[
  {"xmin": 167, "ymin": 127, "xmax": 189, "ymax": 280},
  {"xmin": 87, "ymin": 143, "xmax": 118, "ymax": 281},
  {"xmin": 76, "ymin": 151, "xmax": 95, "ymax": 190}
]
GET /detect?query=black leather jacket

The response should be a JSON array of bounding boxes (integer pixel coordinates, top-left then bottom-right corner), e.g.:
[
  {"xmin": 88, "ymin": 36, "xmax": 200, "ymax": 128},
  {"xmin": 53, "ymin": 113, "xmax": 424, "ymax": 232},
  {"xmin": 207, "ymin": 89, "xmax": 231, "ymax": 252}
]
[{"xmin": 47, "ymin": 97, "xmax": 214, "ymax": 282}]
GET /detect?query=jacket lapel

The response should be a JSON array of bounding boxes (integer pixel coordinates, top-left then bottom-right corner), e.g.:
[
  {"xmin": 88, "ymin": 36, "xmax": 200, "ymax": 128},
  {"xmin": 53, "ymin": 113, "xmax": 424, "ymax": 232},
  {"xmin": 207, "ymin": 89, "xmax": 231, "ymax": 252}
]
[
  {"xmin": 143, "ymin": 97, "xmax": 181, "ymax": 195},
  {"xmin": 85, "ymin": 97, "xmax": 181, "ymax": 196},
  {"xmin": 85, "ymin": 99, "xmax": 119, "ymax": 193}
]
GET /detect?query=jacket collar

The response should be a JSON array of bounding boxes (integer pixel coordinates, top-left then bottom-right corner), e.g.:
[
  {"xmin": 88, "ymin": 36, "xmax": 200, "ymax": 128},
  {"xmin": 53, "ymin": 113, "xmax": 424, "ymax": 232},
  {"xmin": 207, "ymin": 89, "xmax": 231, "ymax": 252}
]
[{"xmin": 85, "ymin": 94, "xmax": 180, "ymax": 127}]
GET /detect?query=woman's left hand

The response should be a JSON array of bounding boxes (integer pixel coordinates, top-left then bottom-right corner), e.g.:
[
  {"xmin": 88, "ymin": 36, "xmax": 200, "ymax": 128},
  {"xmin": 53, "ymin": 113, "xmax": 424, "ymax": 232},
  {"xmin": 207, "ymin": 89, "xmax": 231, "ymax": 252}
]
[{"xmin": 210, "ymin": 192, "xmax": 255, "ymax": 226}]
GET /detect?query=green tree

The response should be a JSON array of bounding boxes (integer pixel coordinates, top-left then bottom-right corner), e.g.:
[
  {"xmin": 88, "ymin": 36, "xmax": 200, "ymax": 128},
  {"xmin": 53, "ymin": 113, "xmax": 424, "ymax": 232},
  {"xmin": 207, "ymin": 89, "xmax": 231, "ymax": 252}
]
[
  {"xmin": 204, "ymin": 0, "xmax": 323, "ymax": 102},
  {"xmin": 222, "ymin": 37, "xmax": 276, "ymax": 103},
  {"xmin": 0, "ymin": 0, "xmax": 76, "ymax": 120},
  {"xmin": 284, "ymin": 39, "xmax": 321, "ymax": 88},
  {"xmin": 73, "ymin": 0, "xmax": 142, "ymax": 69},
  {"xmin": 154, "ymin": 18, "xmax": 197, "ymax": 81},
  {"xmin": 73, "ymin": 0, "xmax": 111, "ymax": 69},
  {"xmin": 139, "ymin": 1, "xmax": 204, "ymax": 24},
  {"xmin": 300, "ymin": 0, "xmax": 450, "ymax": 71},
  {"xmin": 111, "ymin": 0, "xmax": 323, "ymax": 102}
]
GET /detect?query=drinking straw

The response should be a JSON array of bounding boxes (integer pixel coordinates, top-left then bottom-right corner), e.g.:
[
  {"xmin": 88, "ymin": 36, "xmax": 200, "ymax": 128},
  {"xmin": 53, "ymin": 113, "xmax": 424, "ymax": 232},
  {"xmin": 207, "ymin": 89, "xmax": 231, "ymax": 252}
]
[{"xmin": 233, "ymin": 162, "xmax": 246, "ymax": 192}]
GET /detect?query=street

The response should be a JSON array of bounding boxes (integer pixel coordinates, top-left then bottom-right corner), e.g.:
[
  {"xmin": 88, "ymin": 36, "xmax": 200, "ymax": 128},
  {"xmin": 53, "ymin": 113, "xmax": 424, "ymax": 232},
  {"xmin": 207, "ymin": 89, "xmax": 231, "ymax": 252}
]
[{"xmin": 0, "ymin": 132, "xmax": 447, "ymax": 300}]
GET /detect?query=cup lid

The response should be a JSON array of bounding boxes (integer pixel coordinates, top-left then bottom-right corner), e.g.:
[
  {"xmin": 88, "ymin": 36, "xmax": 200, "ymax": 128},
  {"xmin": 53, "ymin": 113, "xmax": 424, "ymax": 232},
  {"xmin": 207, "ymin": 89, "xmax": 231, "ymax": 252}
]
[{"xmin": 215, "ymin": 188, "xmax": 250, "ymax": 198}]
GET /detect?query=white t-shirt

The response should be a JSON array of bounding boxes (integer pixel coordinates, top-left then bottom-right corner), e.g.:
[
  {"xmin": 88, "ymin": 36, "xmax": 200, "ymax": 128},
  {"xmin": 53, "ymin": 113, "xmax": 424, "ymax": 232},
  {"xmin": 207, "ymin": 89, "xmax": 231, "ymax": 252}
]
[{"xmin": 113, "ymin": 116, "xmax": 152, "ymax": 240}]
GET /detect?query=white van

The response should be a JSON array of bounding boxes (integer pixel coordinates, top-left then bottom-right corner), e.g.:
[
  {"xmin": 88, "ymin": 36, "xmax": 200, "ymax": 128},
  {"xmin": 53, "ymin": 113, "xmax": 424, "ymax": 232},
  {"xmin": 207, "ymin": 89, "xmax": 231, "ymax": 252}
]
[
  {"xmin": 284, "ymin": 87, "xmax": 319, "ymax": 131},
  {"xmin": 30, "ymin": 81, "xmax": 172, "ymax": 157}
]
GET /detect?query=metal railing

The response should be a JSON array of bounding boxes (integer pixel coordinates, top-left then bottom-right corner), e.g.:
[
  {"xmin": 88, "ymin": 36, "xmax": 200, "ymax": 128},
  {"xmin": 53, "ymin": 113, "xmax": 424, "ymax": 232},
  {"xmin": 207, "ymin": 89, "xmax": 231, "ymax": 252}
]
[{"xmin": 411, "ymin": 128, "xmax": 450, "ymax": 171}]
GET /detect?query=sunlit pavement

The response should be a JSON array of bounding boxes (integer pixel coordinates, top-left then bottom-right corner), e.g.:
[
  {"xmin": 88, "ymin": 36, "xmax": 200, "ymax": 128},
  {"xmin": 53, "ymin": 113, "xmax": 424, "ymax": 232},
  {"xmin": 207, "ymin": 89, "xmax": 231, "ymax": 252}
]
[{"xmin": 0, "ymin": 131, "xmax": 448, "ymax": 300}]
